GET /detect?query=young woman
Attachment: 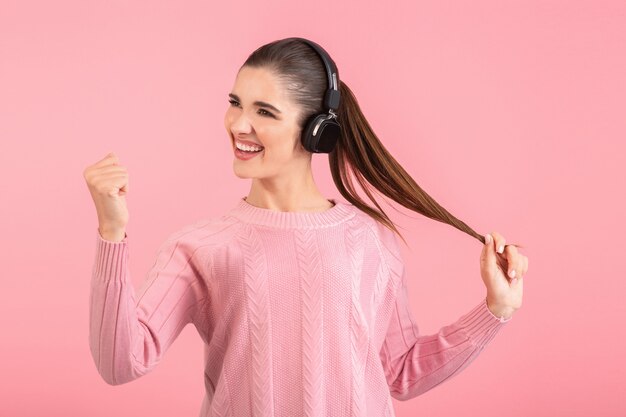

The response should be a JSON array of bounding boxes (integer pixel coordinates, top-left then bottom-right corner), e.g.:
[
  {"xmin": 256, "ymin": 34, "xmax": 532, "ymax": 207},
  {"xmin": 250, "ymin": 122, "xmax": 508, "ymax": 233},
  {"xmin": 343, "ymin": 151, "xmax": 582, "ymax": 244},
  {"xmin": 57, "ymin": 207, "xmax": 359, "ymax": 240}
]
[{"xmin": 84, "ymin": 37, "xmax": 527, "ymax": 417}]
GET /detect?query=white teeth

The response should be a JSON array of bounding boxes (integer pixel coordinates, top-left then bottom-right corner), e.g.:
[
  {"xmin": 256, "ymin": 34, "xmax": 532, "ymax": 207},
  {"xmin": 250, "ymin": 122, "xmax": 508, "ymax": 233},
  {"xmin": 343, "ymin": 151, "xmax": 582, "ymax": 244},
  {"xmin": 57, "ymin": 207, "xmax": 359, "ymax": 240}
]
[{"xmin": 236, "ymin": 141, "xmax": 263, "ymax": 152}]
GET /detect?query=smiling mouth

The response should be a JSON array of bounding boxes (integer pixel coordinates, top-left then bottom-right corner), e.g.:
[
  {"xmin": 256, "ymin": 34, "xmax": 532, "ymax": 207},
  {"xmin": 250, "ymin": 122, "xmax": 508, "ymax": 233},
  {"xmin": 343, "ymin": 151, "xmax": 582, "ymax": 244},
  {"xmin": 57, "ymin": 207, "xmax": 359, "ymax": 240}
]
[
  {"xmin": 237, "ymin": 147, "xmax": 263, "ymax": 154},
  {"xmin": 234, "ymin": 139, "xmax": 265, "ymax": 153}
]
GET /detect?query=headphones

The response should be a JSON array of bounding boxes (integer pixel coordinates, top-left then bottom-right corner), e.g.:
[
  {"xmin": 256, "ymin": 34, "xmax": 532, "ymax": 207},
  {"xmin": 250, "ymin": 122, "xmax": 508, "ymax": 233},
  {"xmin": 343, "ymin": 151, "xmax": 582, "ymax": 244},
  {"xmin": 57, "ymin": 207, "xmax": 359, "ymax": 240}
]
[{"xmin": 284, "ymin": 37, "xmax": 342, "ymax": 154}]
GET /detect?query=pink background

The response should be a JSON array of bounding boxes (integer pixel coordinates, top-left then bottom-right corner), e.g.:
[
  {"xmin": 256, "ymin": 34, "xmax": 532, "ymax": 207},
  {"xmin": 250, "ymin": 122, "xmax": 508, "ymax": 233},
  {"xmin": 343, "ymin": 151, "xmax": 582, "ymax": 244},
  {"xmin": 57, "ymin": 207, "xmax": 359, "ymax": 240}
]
[{"xmin": 1, "ymin": 1, "xmax": 624, "ymax": 416}]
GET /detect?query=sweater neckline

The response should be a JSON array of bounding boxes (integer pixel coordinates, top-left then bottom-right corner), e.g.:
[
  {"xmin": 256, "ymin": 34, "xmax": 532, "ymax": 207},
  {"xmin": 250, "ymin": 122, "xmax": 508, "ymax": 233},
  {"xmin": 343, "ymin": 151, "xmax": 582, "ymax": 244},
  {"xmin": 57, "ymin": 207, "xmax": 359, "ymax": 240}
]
[{"xmin": 227, "ymin": 196, "xmax": 355, "ymax": 228}]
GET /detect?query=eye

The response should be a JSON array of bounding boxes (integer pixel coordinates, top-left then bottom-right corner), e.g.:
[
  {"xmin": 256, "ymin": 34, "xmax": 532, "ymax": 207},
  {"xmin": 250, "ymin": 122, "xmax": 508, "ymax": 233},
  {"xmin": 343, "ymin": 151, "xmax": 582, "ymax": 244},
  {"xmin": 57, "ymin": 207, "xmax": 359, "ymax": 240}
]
[
  {"xmin": 257, "ymin": 108, "xmax": 275, "ymax": 118},
  {"xmin": 228, "ymin": 98, "xmax": 275, "ymax": 118}
]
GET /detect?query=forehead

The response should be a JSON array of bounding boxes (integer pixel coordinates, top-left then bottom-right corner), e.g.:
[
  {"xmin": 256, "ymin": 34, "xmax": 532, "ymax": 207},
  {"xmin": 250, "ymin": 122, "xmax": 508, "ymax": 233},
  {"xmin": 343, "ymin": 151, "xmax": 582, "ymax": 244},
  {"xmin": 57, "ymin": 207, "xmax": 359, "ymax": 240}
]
[{"xmin": 232, "ymin": 66, "xmax": 291, "ymax": 105}]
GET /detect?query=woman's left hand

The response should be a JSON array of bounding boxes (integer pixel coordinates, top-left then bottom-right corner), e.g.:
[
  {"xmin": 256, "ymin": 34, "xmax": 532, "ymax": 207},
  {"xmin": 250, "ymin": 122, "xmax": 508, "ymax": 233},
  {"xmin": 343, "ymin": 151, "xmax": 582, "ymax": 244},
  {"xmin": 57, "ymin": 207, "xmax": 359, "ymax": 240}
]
[{"xmin": 480, "ymin": 231, "xmax": 528, "ymax": 319}]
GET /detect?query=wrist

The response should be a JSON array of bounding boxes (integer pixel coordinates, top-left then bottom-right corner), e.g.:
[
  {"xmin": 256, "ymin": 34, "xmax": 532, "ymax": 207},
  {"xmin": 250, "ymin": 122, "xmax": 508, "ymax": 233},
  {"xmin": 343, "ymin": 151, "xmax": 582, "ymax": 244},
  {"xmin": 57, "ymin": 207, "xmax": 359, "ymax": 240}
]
[
  {"xmin": 98, "ymin": 227, "xmax": 126, "ymax": 242},
  {"xmin": 485, "ymin": 297, "xmax": 516, "ymax": 320}
]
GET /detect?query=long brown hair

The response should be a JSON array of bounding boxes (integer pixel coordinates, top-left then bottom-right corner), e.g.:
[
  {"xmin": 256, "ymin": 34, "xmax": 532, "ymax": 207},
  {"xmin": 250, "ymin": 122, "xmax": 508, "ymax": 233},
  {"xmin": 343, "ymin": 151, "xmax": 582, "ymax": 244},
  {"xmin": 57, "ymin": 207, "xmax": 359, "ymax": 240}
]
[{"xmin": 242, "ymin": 37, "xmax": 521, "ymax": 249}]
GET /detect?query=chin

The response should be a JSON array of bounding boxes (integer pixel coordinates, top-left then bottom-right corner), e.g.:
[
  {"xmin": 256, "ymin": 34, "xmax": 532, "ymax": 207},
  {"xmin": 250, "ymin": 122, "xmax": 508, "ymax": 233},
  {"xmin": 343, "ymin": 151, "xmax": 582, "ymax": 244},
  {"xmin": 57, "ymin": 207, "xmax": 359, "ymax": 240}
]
[
  {"xmin": 233, "ymin": 172, "xmax": 252, "ymax": 179},
  {"xmin": 232, "ymin": 166, "xmax": 256, "ymax": 180}
]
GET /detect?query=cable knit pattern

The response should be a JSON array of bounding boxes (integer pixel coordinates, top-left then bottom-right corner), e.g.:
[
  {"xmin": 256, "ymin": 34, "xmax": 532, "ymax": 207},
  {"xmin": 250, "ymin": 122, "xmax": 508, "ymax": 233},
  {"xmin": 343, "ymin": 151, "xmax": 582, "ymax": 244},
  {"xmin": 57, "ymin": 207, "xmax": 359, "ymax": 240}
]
[
  {"xmin": 89, "ymin": 196, "xmax": 512, "ymax": 417},
  {"xmin": 295, "ymin": 229, "xmax": 325, "ymax": 416},
  {"xmin": 241, "ymin": 226, "xmax": 275, "ymax": 416}
]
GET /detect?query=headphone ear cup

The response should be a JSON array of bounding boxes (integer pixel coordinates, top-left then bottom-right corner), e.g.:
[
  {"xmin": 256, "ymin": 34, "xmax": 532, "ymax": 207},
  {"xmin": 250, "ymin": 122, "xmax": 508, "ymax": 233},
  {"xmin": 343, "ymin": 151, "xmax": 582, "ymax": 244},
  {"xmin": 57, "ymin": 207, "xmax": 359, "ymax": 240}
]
[
  {"xmin": 301, "ymin": 113, "xmax": 341, "ymax": 153},
  {"xmin": 315, "ymin": 119, "xmax": 340, "ymax": 153},
  {"xmin": 301, "ymin": 113, "xmax": 325, "ymax": 153}
]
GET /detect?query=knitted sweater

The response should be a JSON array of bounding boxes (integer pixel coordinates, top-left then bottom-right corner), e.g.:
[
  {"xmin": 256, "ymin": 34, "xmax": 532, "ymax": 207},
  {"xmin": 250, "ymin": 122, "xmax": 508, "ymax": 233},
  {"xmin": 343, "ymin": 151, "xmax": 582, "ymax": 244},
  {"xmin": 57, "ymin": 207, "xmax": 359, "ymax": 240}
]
[{"xmin": 89, "ymin": 196, "xmax": 511, "ymax": 417}]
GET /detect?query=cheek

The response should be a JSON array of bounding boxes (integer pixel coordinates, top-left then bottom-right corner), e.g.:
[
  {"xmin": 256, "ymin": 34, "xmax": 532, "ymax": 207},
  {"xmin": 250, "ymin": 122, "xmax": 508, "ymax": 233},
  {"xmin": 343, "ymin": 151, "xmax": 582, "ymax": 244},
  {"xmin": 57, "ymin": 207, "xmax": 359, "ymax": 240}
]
[
  {"xmin": 291, "ymin": 128, "xmax": 304, "ymax": 152},
  {"xmin": 258, "ymin": 127, "xmax": 298, "ymax": 155},
  {"xmin": 224, "ymin": 109, "xmax": 234, "ymax": 128}
]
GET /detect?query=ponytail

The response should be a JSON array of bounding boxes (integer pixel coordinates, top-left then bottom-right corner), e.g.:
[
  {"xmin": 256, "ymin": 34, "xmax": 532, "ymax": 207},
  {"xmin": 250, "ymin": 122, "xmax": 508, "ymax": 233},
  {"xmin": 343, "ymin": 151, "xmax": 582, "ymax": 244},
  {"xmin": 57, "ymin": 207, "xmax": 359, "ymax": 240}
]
[
  {"xmin": 242, "ymin": 37, "xmax": 521, "ymax": 248},
  {"xmin": 331, "ymin": 80, "xmax": 521, "ymax": 248}
]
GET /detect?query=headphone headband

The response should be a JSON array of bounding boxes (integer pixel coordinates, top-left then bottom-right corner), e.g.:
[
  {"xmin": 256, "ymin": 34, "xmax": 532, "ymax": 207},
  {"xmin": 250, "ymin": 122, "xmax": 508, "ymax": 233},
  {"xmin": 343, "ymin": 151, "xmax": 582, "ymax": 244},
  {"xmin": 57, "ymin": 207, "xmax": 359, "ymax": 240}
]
[
  {"xmin": 281, "ymin": 37, "xmax": 342, "ymax": 153},
  {"xmin": 285, "ymin": 37, "xmax": 341, "ymax": 112}
]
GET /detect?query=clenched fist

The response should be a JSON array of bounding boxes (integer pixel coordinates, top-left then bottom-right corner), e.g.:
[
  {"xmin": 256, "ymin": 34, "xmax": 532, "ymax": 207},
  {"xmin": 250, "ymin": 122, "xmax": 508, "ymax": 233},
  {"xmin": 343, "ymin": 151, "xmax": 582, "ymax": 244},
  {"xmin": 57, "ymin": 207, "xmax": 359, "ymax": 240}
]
[{"xmin": 83, "ymin": 152, "xmax": 129, "ymax": 242}]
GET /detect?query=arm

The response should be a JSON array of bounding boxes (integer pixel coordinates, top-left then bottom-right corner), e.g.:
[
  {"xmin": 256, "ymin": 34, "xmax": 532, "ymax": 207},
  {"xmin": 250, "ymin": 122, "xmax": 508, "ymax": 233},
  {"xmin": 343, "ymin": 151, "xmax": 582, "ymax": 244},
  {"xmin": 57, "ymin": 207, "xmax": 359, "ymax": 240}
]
[
  {"xmin": 89, "ymin": 229, "xmax": 209, "ymax": 385},
  {"xmin": 379, "ymin": 262, "xmax": 511, "ymax": 401}
]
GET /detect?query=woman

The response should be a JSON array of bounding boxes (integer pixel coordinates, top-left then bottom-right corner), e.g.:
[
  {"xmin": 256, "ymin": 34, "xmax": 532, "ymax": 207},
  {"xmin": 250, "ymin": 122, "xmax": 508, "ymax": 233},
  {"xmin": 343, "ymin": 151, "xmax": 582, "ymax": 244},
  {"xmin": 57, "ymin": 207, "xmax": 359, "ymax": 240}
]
[{"xmin": 84, "ymin": 37, "xmax": 527, "ymax": 417}]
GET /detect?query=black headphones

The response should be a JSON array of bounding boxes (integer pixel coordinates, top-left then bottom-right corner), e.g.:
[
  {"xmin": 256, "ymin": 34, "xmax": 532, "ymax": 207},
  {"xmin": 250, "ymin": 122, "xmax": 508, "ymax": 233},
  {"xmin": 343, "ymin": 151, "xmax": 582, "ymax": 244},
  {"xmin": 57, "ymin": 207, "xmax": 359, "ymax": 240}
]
[{"xmin": 284, "ymin": 37, "xmax": 342, "ymax": 154}]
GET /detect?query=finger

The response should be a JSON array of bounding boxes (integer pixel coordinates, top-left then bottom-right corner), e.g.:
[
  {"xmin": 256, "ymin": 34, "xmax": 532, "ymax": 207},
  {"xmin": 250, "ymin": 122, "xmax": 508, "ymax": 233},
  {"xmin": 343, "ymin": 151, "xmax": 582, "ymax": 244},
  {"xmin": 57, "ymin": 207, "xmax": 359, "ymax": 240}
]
[
  {"xmin": 505, "ymin": 244, "xmax": 518, "ymax": 257},
  {"xmin": 515, "ymin": 254, "xmax": 527, "ymax": 278},
  {"xmin": 491, "ymin": 231, "xmax": 506, "ymax": 254},
  {"xmin": 522, "ymin": 255, "xmax": 528, "ymax": 276},
  {"xmin": 88, "ymin": 165, "xmax": 127, "ymax": 182},
  {"xmin": 482, "ymin": 233, "xmax": 496, "ymax": 264},
  {"xmin": 504, "ymin": 245, "xmax": 519, "ymax": 279},
  {"xmin": 94, "ymin": 152, "xmax": 120, "ymax": 168},
  {"xmin": 106, "ymin": 175, "xmax": 128, "ymax": 197},
  {"xmin": 93, "ymin": 165, "xmax": 126, "ymax": 175}
]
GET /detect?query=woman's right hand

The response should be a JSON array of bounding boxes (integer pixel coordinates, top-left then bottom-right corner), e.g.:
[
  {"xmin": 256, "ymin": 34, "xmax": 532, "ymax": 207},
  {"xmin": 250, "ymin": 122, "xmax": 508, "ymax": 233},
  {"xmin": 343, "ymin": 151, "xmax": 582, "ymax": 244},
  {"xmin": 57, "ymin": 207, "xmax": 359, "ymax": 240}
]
[{"xmin": 83, "ymin": 152, "xmax": 130, "ymax": 240}]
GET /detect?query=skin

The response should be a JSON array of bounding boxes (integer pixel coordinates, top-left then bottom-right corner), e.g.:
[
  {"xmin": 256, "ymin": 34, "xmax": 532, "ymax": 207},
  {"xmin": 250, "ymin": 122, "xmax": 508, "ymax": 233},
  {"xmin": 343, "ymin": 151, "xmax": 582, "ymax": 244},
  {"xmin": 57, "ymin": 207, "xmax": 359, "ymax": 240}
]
[
  {"xmin": 224, "ymin": 65, "xmax": 335, "ymax": 213},
  {"xmin": 481, "ymin": 231, "xmax": 527, "ymax": 319}
]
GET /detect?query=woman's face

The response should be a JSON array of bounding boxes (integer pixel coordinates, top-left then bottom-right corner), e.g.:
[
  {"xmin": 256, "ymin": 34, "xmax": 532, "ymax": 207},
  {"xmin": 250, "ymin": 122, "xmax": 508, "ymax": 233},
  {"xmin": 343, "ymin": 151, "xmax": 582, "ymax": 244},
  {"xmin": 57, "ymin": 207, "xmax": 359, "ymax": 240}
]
[{"xmin": 224, "ymin": 65, "xmax": 308, "ymax": 179}]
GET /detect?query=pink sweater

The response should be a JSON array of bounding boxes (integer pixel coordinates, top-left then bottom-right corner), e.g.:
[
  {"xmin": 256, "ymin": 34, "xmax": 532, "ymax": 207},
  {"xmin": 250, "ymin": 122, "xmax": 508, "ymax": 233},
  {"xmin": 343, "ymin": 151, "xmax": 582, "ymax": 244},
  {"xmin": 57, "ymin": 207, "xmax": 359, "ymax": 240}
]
[{"xmin": 89, "ymin": 196, "xmax": 511, "ymax": 417}]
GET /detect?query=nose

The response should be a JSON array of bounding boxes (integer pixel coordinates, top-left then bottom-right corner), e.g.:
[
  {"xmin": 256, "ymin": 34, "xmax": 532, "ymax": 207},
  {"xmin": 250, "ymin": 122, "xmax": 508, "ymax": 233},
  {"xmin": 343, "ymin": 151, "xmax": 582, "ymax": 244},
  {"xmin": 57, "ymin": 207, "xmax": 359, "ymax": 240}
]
[{"xmin": 227, "ymin": 109, "xmax": 253, "ymax": 136}]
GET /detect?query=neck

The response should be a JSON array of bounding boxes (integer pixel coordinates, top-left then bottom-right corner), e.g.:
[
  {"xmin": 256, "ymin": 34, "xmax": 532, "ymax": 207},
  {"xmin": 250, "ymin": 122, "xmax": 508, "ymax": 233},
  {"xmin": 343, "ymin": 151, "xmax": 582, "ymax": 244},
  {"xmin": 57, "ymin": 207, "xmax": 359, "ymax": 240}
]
[
  {"xmin": 246, "ymin": 170, "xmax": 331, "ymax": 212},
  {"xmin": 226, "ymin": 196, "xmax": 354, "ymax": 229}
]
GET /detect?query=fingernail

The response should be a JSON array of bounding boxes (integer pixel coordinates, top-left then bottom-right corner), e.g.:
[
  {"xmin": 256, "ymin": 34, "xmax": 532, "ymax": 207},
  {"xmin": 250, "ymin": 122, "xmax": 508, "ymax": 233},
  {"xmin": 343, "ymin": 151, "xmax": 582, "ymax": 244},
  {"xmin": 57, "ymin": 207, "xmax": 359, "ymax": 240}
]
[
  {"xmin": 509, "ymin": 269, "xmax": 516, "ymax": 278},
  {"xmin": 511, "ymin": 277, "xmax": 518, "ymax": 284},
  {"xmin": 498, "ymin": 245, "xmax": 504, "ymax": 254},
  {"xmin": 485, "ymin": 234, "xmax": 491, "ymax": 244}
]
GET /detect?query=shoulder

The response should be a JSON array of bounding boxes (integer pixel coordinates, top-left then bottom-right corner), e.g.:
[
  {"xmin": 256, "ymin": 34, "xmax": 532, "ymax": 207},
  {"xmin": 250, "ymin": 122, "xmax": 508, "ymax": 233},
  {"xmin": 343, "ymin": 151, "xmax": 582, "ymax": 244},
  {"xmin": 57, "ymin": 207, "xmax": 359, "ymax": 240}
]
[
  {"xmin": 348, "ymin": 206, "xmax": 404, "ymax": 273},
  {"xmin": 159, "ymin": 213, "xmax": 244, "ymax": 259}
]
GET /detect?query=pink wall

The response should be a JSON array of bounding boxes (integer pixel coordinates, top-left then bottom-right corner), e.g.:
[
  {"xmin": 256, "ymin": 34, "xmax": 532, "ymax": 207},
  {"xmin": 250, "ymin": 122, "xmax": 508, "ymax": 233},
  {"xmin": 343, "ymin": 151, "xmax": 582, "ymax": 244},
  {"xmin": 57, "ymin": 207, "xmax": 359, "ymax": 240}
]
[{"xmin": 1, "ymin": 1, "xmax": 624, "ymax": 416}]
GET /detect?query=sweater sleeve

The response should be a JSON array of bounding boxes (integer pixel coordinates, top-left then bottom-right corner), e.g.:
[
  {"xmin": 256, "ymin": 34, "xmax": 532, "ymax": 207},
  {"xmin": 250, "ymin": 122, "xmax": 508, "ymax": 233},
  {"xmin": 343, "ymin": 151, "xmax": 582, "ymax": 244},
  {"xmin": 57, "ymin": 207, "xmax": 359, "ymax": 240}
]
[
  {"xmin": 379, "ymin": 256, "xmax": 511, "ymax": 401},
  {"xmin": 89, "ymin": 229, "xmax": 209, "ymax": 386}
]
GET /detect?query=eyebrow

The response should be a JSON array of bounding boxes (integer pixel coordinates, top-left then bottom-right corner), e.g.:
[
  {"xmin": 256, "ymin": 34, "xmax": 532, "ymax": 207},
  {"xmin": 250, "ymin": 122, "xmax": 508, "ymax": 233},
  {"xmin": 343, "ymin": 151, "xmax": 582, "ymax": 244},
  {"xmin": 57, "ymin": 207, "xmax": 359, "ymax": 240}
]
[{"xmin": 228, "ymin": 93, "xmax": 282, "ymax": 114}]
